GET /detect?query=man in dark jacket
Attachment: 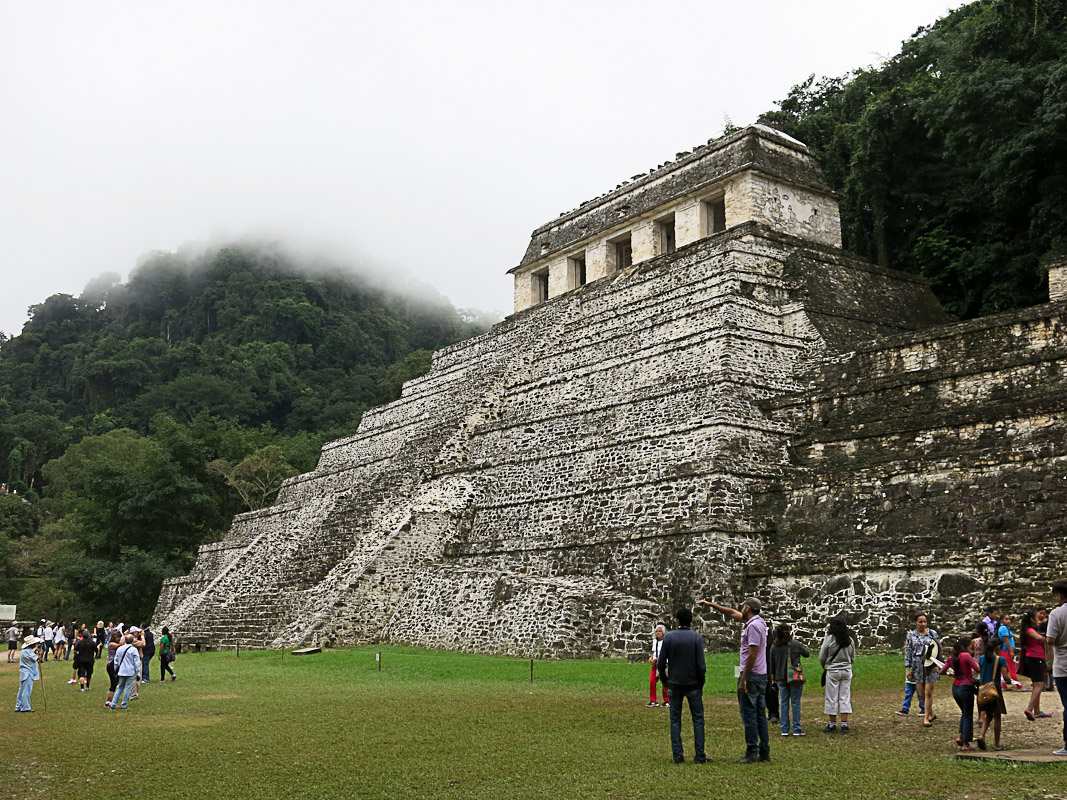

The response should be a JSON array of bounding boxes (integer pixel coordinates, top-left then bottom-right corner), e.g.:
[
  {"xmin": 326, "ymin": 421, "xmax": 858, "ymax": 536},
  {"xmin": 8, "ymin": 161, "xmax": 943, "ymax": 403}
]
[{"xmin": 657, "ymin": 608, "xmax": 707, "ymax": 763}]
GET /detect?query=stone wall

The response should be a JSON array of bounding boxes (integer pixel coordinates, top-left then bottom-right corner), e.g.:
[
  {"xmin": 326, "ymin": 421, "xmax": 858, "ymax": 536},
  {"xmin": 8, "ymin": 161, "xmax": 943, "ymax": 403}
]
[
  {"xmin": 156, "ymin": 219, "xmax": 979, "ymax": 657},
  {"xmin": 156, "ymin": 132, "xmax": 1067, "ymax": 659}
]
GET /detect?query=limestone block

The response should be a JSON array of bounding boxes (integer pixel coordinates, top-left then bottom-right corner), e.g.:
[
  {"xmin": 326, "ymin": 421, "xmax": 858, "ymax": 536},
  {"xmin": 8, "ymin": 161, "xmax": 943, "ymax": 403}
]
[
  {"xmin": 674, "ymin": 199, "xmax": 702, "ymax": 247},
  {"xmin": 631, "ymin": 219, "xmax": 658, "ymax": 263},
  {"xmin": 586, "ymin": 240, "xmax": 614, "ymax": 282},
  {"xmin": 1048, "ymin": 257, "xmax": 1067, "ymax": 302}
]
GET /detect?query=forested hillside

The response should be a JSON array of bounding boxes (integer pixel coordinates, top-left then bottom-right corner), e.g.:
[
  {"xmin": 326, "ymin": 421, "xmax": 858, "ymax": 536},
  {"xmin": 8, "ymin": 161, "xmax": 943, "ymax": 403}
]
[
  {"xmin": 758, "ymin": 0, "xmax": 1067, "ymax": 317},
  {"xmin": 0, "ymin": 242, "xmax": 492, "ymax": 621}
]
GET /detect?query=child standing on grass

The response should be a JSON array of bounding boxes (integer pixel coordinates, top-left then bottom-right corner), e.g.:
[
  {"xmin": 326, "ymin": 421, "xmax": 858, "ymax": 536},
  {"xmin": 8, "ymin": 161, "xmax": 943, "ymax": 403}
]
[{"xmin": 976, "ymin": 635, "xmax": 1010, "ymax": 751}]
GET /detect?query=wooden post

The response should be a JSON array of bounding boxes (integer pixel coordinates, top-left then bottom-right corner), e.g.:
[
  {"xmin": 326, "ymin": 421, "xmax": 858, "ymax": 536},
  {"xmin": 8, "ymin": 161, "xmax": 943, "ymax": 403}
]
[
  {"xmin": 38, "ymin": 655, "xmax": 47, "ymax": 711},
  {"xmin": 530, "ymin": 658, "xmax": 534, "ymax": 683},
  {"xmin": 377, "ymin": 651, "xmax": 382, "ymax": 671},
  {"xmin": 236, "ymin": 639, "xmax": 240, "ymax": 658}
]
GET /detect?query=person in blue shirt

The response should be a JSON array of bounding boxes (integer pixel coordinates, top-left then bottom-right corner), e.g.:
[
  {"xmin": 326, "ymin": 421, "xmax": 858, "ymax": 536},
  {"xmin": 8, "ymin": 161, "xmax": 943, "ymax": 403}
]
[{"xmin": 16, "ymin": 635, "xmax": 42, "ymax": 712}]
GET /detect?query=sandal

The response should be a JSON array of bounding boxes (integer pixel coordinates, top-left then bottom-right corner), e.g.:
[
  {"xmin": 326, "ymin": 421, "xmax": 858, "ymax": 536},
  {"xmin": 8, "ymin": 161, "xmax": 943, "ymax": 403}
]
[
  {"xmin": 923, "ymin": 721, "xmax": 933, "ymax": 728},
  {"xmin": 960, "ymin": 744, "xmax": 976, "ymax": 751},
  {"xmin": 976, "ymin": 738, "xmax": 986, "ymax": 751},
  {"xmin": 994, "ymin": 745, "xmax": 1006, "ymax": 751},
  {"xmin": 1024, "ymin": 710, "xmax": 1035, "ymax": 721},
  {"xmin": 1036, "ymin": 712, "xmax": 1052, "ymax": 718}
]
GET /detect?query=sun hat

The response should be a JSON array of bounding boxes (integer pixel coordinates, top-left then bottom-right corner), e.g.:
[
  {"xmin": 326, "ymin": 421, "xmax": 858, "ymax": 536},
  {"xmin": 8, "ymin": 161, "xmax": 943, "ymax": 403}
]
[{"xmin": 23, "ymin": 634, "xmax": 42, "ymax": 647}]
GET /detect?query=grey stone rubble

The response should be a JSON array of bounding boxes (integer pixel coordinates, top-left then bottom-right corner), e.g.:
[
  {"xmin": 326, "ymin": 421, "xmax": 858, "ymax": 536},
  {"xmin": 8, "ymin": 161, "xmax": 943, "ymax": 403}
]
[{"xmin": 155, "ymin": 126, "xmax": 1067, "ymax": 657}]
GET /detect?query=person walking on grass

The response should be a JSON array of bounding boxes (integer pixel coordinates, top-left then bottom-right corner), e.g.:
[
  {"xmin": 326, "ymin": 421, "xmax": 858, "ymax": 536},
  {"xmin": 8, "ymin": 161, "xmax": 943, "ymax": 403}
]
[
  {"xmin": 53, "ymin": 622, "xmax": 66, "ymax": 661},
  {"xmin": 1018, "ymin": 610, "xmax": 1050, "ymax": 720},
  {"xmin": 16, "ymin": 635, "xmax": 42, "ymax": 712},
  {"xmin": 72, "ymin": 628, "xmax": 95, "ymax": 692},
  {"xmin": 701, "ymin": 596, "xmax": 770, "ymax": 763},
  {"xmin": 656, "ymin": 609, "xmax": 707, "ymax": 764},
  {"xmin": 941, "ymin": 637, "xmax": 979, "ymax": 752},
  {"xmin": 141, "ymin": 624, "xmax": 155, "ymax": 684},
  {"xmin": 109, "ymin": 634, "xmax": 141, "ymax": 710},
  {"xmin": 1046, "ymin": 580, "xmax": 1067, "ymax": 757},
  {"xmin": 94, "ymin": 621, "xmax": 105, "ymax": 659},
  {"xmin": 904, "ymin": 612, "xmax": 940, "ymax": 727},
  {"xmin": 5, "ymin": 621, "xmax": 18, "ymax": 663},
  {"xmin": 104, "ymin": 630, "xmax": 123, "ymax": 708},
  {"xmin": 997, "ymin": 614, "xmax": 1024, "ymax": 691},
  {"xmin": 647, "ymin": 624, "xmax": 668, "ymax": 708},
  {"xmin": 159, "ymin": 626, "xmax": 177, "ymax": 681},
  {"xmin": 976, "ymin": 635, "xmax": 1010, "ymax": 751},
  {"xmin": 769, "ymin": 623, "xmax": 809, "ymax": 736},
  {"xmin": 819, "ymin": 617, "xmax": 856, "ymax": 734}
]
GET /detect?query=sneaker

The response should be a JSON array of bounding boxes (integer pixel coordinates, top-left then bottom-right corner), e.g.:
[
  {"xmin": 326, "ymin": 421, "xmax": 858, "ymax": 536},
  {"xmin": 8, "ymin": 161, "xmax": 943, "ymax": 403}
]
[
  {"xmin": 67, "ymin": 679, "xmax": 76, "ymax": 684},
  {"xmin": 79, "ymin": 687, "xmax": 86, "ymax": 692},
  {"xmin": 646, "ymin": 702, "xmax": 658, "ymax": 708},
  {"xmin": 793, "ymin": 730, "xmax": 805, "ymax": 736},
  {"xmin": 735, "ymin": 755, "xmax": 760, "ymax": 764},
  {"xmin": 823, "ymin": 724, "xmax": 837, "ymax": 734},
  {"xmin": 894, "ymin": 710, "xmax": 909, "ymax": 716},
  {"xmin": 840, "ymin": 724, "xmax": 850, "ymax": 733},
  {"xmin": 171, "ymin": 675, "xmax": 176, "ymax": 681},
  {"xmin": 1053, "ymin": 747, "xmax": 1067, "ymax": 756},
  {"xmin": 662, "ymin": 702, "xmax": 668, "ymax": 708},
  {"xmin": 758, "ymin": 753, "xmax": 771, "ymax": 762},
  {"xmin": 781, "ymin": 731, "xmax": 790, "ymax": 736}
]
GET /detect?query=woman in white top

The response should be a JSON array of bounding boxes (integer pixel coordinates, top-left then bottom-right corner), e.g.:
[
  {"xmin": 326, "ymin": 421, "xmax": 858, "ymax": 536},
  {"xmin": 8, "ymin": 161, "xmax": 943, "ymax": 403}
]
[
  {"xmin": 647, "ymin": 625, "xmax": 668, "ymax": 707},
  {"xmin": 53, "ymin": 623, "xmax": 67, "ymax": 661}
]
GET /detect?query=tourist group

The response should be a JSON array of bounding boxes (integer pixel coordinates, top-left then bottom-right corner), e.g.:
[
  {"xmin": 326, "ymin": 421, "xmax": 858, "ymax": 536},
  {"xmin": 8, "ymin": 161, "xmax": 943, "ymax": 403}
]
[
  {"xmin": 649, "ymin": 581, "xmax": 1067, "ymax": 763},
  {"xmin": 10, "ymin": 619, "xmax": 178, "ymax": 713}
]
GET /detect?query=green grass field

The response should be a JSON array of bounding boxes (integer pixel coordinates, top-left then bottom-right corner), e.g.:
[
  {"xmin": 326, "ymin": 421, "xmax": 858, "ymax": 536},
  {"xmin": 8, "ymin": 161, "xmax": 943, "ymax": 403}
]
[{"xmin": 4, "ymin": 646, "xmax": 1064, "ymax": 799}]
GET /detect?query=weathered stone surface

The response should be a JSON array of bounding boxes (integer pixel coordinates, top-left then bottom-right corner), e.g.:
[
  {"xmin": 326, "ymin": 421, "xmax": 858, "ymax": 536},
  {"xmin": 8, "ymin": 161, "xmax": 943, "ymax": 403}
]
[{"xmin": 156, "ymin": 126, "xmax": 1067, "ymax": 659}]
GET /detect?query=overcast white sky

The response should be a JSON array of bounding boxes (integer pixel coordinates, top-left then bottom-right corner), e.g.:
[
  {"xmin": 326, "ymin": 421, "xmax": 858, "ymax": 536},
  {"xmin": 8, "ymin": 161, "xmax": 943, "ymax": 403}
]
[{"xmin": 0, "ymin": 1, "xmax": 965, "ymax": 335}]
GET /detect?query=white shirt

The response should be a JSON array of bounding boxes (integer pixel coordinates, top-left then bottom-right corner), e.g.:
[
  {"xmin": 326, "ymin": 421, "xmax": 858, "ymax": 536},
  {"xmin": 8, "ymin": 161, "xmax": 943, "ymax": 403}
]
[
  {"xmin": 43, "ymin": 626, "xmax": 54, "ymax": 642},
  {"xmin": 1047, "ymin": 603, "xmax": 1067, "ymax": 678},
  {"xmin": 651, "ymin": 637, "xmax": 663, "ymax": 660},
  {"xmin": 54, "ymin": 627, "xmax": 66, "ymax": 643}
]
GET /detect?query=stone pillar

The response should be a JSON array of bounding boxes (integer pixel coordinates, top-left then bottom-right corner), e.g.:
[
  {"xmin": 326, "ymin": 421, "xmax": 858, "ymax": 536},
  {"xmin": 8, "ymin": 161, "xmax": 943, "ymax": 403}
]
[
  {"xmin": 674, "ymin": 199, "xmax": 702, "ymax": 247},
  {"xmin": 547, "ymin": 256, "xmax": 570, "ymax": 297},
  {"xmin": 631, "ymin": 219, "xmax": 658, "ymax": 263},
  {"xmin": 1048, "ymin": 257, "xmax": 1067, "ymax": 302},
  {"xmin": 586, "ymin": 240, "xmax": 614, "ymax": 282}
]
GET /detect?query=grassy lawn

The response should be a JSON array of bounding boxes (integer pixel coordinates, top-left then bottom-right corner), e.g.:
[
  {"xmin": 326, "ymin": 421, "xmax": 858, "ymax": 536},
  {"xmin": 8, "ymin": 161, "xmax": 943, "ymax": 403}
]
[{"xmin": 3, "ymin": 646, "xmax": 1064, "ymax": 799}]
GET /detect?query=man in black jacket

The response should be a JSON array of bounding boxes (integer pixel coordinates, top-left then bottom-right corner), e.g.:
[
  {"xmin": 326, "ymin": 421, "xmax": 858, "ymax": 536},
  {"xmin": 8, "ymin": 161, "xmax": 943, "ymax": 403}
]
[{"xmin": 657, "ymin": 608, "xmax": 708, "ymax": 763}]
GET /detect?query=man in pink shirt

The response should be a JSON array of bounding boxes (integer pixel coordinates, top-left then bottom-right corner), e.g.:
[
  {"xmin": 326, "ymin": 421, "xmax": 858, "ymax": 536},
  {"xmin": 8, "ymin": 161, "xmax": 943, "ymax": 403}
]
[{"xmin": 700, "ymin": 596, "xmax": 770, "ymax": 763}]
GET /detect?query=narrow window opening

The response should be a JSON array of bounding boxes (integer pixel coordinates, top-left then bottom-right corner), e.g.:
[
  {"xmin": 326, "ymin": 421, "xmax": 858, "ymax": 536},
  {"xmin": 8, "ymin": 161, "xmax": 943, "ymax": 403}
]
[
  {"xmin": 705, "ymin": 197, "xmax": 726, "ymax": 234},
  {"xmin": 568, "ymin": 254, "xmax": 587, "ymax": 290},
  {"xmin": 656, "ymin": 215, "xmax": 676, "ymax": 255},
  {"xmin": 615, "ymin": 237, "xmax": 633, "ymax": 268},
  {"xmin": 534, "ymin": 270, "xmax": 549, "ymax": 304}
]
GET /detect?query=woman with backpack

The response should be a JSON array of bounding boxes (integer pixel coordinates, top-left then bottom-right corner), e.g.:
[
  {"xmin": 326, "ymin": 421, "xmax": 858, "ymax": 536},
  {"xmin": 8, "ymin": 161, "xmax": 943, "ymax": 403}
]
[
  {"xmin": 769, "ymin": 623, "xmax": 810, "ymax": 736},
  {"xmin": 159, "ymin": 626, "xmax": 177, "ymax": 681}
]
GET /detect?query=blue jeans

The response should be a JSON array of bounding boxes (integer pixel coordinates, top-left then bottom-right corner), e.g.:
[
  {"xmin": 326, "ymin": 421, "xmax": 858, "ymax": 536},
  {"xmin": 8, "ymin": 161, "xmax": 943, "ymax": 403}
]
[
  {"xmin": 667, "ymin": 685, "xmax": 706, "ymax": 762},
  {"xmin": 114, "ymin": 675, "xmax": 136, "ymax": 708},
  {"xmin": 951, "ymin": 683, "xmax": 976, "ymax": 743},
  {"xmin": 142, "ymin": 655, "xmax": 152, "ymax": 682},
  {"xmin": 902, "ymin": 680, "xmax": 925, "ymax": 713},
  {"xmin": 1056, "ymin": 674, "xmax": 1067, "ymax": 747},
  {"xmin": 779, "ymin": 681, "xmax": 803, "ymax": 733},
  {"xmin": 16, "ymin": 677, "xmax": 34, "ymax": 711},
  {"xmin": 738, "ymin": 673, "xmax": 769, "ymax": 756}
]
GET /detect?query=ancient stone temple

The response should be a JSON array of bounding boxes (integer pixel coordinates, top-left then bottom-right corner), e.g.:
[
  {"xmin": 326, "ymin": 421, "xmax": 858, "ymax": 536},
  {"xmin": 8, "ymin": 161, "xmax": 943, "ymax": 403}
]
[{"xmin": 156, "ymin": 125, "xmax": 1067, "ymax": 655}]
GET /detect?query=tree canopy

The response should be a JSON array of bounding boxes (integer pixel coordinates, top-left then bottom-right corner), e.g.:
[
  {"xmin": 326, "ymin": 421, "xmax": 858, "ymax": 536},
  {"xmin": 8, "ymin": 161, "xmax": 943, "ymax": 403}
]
[
  {"xmin": 0, "ymin": 241, "xmax": 491, "ymax": 621},
  {"xmin": 758, "ymin": 0, "xmax": 1067, "ymax": 317}
]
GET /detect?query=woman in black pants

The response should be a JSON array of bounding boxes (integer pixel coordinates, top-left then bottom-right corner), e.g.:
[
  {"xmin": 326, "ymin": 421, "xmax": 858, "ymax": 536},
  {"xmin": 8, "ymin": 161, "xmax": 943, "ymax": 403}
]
[{"xmin": 159, "ymin": 626, "xmax": 176, "ymax": 681}]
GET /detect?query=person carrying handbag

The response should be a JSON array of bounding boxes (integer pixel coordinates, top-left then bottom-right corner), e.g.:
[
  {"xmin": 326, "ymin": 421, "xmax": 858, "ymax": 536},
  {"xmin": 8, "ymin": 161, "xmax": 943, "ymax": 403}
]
[{"xmin": 768, "ymin": 623, "xmax": 810, "ymax": 736}]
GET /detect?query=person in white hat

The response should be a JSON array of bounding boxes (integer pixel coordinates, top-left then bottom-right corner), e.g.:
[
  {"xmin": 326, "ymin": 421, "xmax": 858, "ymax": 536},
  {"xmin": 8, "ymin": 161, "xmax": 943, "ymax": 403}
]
[{"xmin": 16, "ymin": 635, "xmax": 42, "ymax": 712}]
